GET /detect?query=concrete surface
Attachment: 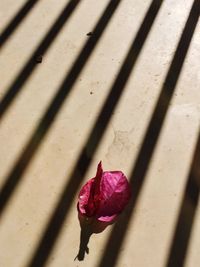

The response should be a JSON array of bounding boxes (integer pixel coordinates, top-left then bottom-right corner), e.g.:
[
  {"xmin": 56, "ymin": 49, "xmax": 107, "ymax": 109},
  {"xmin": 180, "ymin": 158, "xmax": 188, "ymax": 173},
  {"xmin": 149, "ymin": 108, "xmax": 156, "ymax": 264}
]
[{"xmin": 0, "ymin": 0, "xmax": 200, "ymax": 266}]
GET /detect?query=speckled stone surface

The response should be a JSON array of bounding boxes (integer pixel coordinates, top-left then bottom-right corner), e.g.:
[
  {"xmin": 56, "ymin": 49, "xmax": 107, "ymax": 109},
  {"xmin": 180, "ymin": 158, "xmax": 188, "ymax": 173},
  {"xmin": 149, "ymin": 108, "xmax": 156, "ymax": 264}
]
[{"xmin": 0, "ymin": 0, "xmax": 200, "ymax": 266}]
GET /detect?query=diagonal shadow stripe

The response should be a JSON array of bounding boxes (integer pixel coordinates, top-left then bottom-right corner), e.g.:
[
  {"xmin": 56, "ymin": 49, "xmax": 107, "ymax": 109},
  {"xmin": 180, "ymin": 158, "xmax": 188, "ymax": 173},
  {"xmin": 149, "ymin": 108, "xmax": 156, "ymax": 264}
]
[
  {"xmin": 0, "ymin": 0, "xmax": 122, "ymax": 217},
  {"xmin": 0, "ymin": 0, "xmax": 40, "ymax": 48},
  {"xmin": 25, "ymin": 0, "xmax": 164, "ymax": 266},
  {"xmin": 166, "ymin": 129, "xmax": 200, "ymax": 267},
  {"xmin": 0, "ymin": 0, "xmax": 81, "ymax": 120},
  {"xmin": 97, "ymin": 1, "xmax": 200, "ymax": 267}
]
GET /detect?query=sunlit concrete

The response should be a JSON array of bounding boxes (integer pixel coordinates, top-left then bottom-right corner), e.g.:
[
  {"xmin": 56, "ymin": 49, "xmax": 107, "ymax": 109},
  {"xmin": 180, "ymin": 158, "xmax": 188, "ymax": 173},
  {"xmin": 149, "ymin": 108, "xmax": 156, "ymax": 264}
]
[{"xmin": 0, "ymin": 0, "xmax": 199, "ymax": 267}]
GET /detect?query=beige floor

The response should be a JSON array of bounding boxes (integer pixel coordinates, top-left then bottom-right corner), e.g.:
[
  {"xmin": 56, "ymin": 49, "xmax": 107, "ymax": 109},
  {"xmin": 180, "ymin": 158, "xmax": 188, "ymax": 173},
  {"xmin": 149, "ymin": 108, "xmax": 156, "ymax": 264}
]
[{"xmin": 0, "ymin": 0, "xmax": 200, "ymax": 266}]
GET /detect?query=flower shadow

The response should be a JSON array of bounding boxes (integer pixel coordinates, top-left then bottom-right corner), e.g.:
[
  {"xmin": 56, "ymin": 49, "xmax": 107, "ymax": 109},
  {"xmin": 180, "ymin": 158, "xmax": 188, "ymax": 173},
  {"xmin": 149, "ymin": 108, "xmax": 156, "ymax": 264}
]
[{"xmin": 75, "ymin": 214, "xmax": 114, "ymax": 261}]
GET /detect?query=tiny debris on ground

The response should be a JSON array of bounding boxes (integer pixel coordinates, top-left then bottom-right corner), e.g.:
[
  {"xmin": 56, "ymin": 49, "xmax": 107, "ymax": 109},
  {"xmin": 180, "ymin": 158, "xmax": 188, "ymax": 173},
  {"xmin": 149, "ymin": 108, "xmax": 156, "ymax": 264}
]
[
  {"xmin": 86, "ymin": 32, "xmax": 93, "ymax": 36},
  {"xmin": 35, "ymin": 55, "xmax": 43, "ymax": 63}
]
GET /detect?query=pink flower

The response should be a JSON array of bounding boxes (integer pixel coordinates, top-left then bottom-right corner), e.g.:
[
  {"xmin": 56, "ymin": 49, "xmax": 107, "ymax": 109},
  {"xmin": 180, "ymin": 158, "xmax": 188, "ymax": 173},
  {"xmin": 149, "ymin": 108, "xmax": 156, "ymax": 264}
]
[{"xmin": 77, "ymin": 162, "xmax": 131, "ymax": 223}]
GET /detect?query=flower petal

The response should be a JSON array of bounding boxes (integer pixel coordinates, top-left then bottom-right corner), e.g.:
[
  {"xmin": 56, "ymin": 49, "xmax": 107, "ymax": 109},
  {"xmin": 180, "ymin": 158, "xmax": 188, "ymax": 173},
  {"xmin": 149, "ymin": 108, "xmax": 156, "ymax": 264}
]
[
  {"xmin": 96, "ymin": 171, "xmax": 131, "ymax": 221},
  {"xmin": 77, "ymin": 162, "xmax": 131, "ymax": 223}
]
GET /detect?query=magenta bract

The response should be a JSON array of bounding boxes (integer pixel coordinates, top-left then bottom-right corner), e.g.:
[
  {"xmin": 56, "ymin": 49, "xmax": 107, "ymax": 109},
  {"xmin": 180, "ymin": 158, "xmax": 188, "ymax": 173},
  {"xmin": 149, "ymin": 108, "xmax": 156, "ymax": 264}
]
[{"xmin": 77, "ymin": 162, "xmax": 131, "ymax": 223}]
